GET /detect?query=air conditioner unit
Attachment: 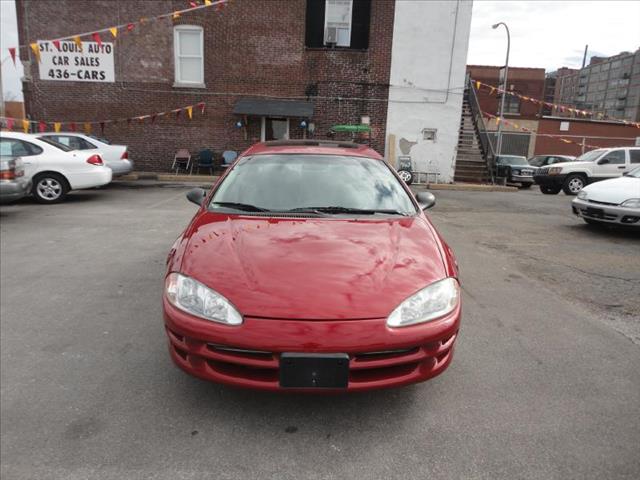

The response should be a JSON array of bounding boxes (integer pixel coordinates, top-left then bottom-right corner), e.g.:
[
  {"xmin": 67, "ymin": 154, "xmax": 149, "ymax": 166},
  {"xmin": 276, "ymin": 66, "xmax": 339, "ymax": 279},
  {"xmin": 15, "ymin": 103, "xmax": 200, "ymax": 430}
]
[{"xmin": 325, "ymin": 27, "xmax": 338, "ymax": 45}]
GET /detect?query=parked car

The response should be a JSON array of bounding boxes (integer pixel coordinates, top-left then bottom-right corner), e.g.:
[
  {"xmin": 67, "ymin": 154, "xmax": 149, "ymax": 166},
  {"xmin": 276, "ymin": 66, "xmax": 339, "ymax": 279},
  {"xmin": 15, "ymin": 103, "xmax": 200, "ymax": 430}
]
[
  {"xmin": 494, "ymin": 155, "xmax": 537, "ymax": 188},
  {"xmin": 37, "ymin": 132, "xmax": 132, "ymax": 176},
  {"xmin": 0, "ymin": 132, "xmax": 112, "ymax": 203},
  {"xmin": 572, "ymin": 166, "xmax": 640, "ymax": 227},
  {"xmin": 163, "ymin": 140, "xmax": 461, "ymax": 392},
  {"xmin": 534, "ymin": 146, "xmax": 640, "ymax": 195},
  {"xmin": 527, "ymin": 155, "xmax": 575, "ymax": 167},
  {"xmin": 0, "ymin": 157, "xmax": 31, "ymax": 204}
]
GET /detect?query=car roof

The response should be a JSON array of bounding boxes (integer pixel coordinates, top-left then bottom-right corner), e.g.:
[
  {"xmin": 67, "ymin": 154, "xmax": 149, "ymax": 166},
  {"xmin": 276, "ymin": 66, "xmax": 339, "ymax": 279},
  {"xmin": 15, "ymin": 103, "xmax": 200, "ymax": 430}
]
[
  {"xmin": 0, "ymin": 131, "xmax": 44, "ymax": 141},
  {"xmin": 240, "ymin": 140, "xmax": 383, "ymax": 160}
]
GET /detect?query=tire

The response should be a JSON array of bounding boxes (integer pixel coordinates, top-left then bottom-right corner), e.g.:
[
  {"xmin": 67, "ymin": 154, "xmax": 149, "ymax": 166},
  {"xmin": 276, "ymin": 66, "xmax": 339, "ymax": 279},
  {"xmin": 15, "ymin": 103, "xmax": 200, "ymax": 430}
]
[
  {"xmin": 32, "ymin": 173, "xmax": 69, "ymax": 204},
  {"xmin": 562, "ymin": 174, "xmax": 586, "ymax": 195},
  {"xmin": 540, "ymin": 185, "xmax": 561, "ymax": 195},
  {"xmin": 519, "ymin": 183, "xmax": 532, "ymax": 189},
  {"xmin": 398, "ymin": 169, "xmax": 414, "ymax": 185}
]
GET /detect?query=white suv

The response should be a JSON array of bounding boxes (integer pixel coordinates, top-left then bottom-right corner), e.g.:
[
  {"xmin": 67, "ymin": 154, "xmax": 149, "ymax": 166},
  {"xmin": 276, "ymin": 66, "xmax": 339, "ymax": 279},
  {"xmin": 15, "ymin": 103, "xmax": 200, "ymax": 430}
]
[{"xmin": 533, "ymin": 146, "xmax": 640, "ymax": 195}]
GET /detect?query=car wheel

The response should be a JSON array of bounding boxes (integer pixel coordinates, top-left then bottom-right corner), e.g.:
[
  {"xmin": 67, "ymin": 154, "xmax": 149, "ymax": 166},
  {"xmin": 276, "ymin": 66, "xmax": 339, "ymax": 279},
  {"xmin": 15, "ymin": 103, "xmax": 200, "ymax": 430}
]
[
  {"xmin": 540, "ymin": 185, "xmax": 561, "ymax": 195},
  {"xmin": 398, "ymin": 169, "xmax": 414, "ymax": 185},
  {"xmin": 519, "ymin": 183, "xmax": 532, "ymax": 189},
  {"xmin": 562, "ymin": 174, "xmax": 586, "ymax": 195},
  {"xmin": 32, "ymin": 173, "xmax": 69, "ymax": 204}
]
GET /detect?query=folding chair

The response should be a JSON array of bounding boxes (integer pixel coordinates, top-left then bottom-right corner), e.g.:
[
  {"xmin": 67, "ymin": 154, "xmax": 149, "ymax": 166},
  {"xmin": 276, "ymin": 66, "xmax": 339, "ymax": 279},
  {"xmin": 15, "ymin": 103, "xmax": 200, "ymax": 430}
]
[
  {"xmin": 171, "ymin": 149, "xmax": 191, "ymax": 174},
  {"xmin": 191, "ymin": 149, "xmax": 215, "ymax": 175}
]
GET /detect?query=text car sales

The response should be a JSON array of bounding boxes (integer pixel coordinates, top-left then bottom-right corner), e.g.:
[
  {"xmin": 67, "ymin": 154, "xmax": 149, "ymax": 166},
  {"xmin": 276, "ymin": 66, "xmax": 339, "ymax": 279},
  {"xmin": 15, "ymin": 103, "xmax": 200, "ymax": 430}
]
[{"xmin": 51, "ymin": 56, "xmax": 102, "ymax": 67}]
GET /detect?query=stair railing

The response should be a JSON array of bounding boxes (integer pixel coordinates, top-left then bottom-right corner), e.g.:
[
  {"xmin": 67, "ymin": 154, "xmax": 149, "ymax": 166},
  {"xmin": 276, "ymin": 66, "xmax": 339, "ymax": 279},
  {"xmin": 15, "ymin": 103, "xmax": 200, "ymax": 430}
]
[{"xmin": 466, "ymin": 75, "xmax": 496, "ymax": 184}]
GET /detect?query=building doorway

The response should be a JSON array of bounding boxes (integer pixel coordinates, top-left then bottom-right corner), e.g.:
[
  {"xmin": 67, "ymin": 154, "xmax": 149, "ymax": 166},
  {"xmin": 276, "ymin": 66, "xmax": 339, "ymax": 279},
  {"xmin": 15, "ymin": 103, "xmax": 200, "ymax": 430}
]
[{"xmin": 261, "ymin": 117, "xmax": 289, "ymax": 141}]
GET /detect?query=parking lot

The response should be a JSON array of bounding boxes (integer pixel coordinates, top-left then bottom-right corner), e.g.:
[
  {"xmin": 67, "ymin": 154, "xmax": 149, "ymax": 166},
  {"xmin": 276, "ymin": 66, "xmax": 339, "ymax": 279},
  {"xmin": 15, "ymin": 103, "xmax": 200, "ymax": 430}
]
[{"xmin": 1, "ymin": 183, "xmax": 639, "ymax": 480}]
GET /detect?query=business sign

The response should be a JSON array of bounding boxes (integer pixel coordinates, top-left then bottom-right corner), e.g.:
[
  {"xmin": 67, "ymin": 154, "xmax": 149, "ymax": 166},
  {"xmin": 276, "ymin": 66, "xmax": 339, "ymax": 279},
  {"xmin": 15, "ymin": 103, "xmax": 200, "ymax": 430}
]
[{"xmin": 37, "ymin": 40, "xmax": 114, "ymax": 82}]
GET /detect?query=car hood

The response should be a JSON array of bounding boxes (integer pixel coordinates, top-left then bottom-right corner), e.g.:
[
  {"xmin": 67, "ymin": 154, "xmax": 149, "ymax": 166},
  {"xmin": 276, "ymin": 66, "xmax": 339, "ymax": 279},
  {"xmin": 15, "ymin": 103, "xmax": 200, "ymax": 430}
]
[
  {"xmin": 179, "ymin": 213, "xmax": 447, "ymax": 320},
  {"xmin": 582, "ymin": 176, "xmax": 640, "ymax": 204},
  {"xmin": 550, "ymin": 160, "xmax": 594, "ymax": 171}
]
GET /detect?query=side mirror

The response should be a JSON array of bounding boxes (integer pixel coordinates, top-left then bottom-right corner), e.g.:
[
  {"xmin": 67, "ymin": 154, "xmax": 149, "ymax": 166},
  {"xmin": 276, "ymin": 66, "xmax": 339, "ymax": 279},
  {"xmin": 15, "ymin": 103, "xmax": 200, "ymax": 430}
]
[
  {"xmin": 622, "ymin": 171, "xmax": 629, "ymax": 176},
  {"xmin": 186, "ymin": 188, "xmax": 207, "ymax": 207},
  {"xmin": 416, "ymin": 191, "xmax": 436, "ymax": 210},
  {"xmin": 598, "ymin": 158, "xmax": 609, "ymax": 165}
]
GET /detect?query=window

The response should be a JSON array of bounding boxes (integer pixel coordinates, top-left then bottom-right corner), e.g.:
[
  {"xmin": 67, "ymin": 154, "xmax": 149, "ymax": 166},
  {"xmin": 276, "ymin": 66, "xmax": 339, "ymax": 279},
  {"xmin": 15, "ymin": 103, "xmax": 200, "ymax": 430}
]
[
  {"xmin": 600, "ymin": 150, "xmax": 625, "ymax": 164},
  {"xmin": 0, "ymin": 138, "xmax": 43, "ymax": 157},
  {"xmin": 629, "ymin": 150, "xmax": 640, "ymax": 164},
  {"xmin": 46, "ymin": 135, "xmax": 96, "ymax": 150},
  {"xmin": 174, "ymin": 25, "xmax": 204, "ymax": 86},
  {"xmin": 503, "ymin": 95, "xmax": 520, "ymax": 114},
  {"xmin": 305, "ymin": 0, "xmax": 371, "ymax": 49}
]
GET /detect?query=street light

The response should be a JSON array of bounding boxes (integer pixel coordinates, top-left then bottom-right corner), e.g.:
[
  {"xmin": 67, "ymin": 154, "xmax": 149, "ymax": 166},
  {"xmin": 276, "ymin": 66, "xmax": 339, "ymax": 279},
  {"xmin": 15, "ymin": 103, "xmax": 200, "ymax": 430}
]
[{"xmin": 492, "ymin": 22, "xmax": 510, "ymax": 158}]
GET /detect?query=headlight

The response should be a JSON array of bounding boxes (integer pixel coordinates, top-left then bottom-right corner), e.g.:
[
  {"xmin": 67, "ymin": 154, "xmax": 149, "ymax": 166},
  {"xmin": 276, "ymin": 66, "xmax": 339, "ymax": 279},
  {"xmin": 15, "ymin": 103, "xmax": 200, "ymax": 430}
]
[
  {"xmin": 165, "ymin": 273, "xmax": 243, "ymax": 325},
  {"xmin": 548, "ymin": 167, "xmax": 563, "ymax": 175},
  {"xmin": 512, "ymin": 169, "xmax": 521, "ymax": 175},
  {"xmin": 577, "ymin": 191, "xmax": 588, "ymax": 200},
  {"xmin": 387, "ymin": 278, "xmax": 460, "ymax": 327},
  {"xmin": 620, "ymin": 198, "xmax": 640, "ymax": 209}
]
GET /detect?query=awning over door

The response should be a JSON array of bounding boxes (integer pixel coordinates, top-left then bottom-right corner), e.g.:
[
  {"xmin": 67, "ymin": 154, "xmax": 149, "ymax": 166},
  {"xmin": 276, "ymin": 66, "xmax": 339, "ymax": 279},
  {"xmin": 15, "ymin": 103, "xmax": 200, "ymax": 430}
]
[{"xmin": 233, "ymin": 98, "xmax": 314, "ymax": 118}]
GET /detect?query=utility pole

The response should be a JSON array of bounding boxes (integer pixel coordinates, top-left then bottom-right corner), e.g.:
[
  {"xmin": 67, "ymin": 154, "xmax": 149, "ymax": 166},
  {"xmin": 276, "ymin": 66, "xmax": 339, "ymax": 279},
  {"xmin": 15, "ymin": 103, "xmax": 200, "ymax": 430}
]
[{"xmin": 492, "ymin": 22, "xmax": 510, "ymax": 157}]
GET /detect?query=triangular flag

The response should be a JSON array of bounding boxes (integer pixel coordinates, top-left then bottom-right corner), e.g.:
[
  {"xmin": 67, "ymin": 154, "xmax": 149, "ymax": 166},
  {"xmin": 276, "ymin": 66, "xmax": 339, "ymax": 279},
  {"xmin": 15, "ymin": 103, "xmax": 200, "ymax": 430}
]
[
  {"xmin": 151, "ymin": 114, "xmax": 157, "ymax": 124},
  {"xmin": 175, "ymin": 109, "xmax": 181, "ymax": 119},
  {"xmin": 84, "ymin": 123, "xmax": 92, "ymax": 134},
  {"xmin": 6, "ymin": 118, "xmax": 14, "ymax": 130},
  {"xmin": 8, "ymin": 47, "xmax": 16, "ymax": 66},
  {"xmin": 52, "ymin": 40, "xmax": 61, "ymax": 51},
  {"xmin": 38, "ymin": 121, "xmax": 47, "ymax": 133},
  {"xmin": 73, "ymin": 36, "xmax": 83, "ymax": 51},
  {"xmin": 109, "ymin": 27, "xmax": 118, "ymax": 38},
  {"xmin": 190, "ymin": 1, "xmax": 198, "ymax": 7},
  {"xmin": 30, "ymin": 43, "xmax": 41, "ymax": 62},
  {"xmin": 173, "ymin": 12, "xmax": 181, "ymax": 19},
  {"xmin": 186, "ymin": 106, "xmax": 193, "ymax": 119},
  {"xmin": 216, "ymin": 2, "xmax": 225, "ymax": 12},
  {"xmin": 489, "ymin": 87, "xmax": 495, "ymax": 96},
  {"xmin": 198, "ymin": 102, "xmax": 205, "ymax": 114},
  {"xmin": 100, "ymin": 122, "xmax": 105, "ymax": 134},
  {"xmin": 54, "ymin": 122, "xmax": 61, "ymax": 133},
  {"xmin": 127, "ymin": 23, "xmax": 135, "ymax": 32},
  {"xmin": 22, "ymin": 119, "xmax": 30, "ymax": 133},
  {"xmin": 139, "ymin": 17, "xmax": 147, "ymax": 24},
  {"xmin": 205, "ymin": 0, "xmax": 212, "ymax": 5},
  {"xmin": 92, "ymin": 32, "xmax": 102, "ymax": 47},
  {"xmin": 495, "ymin": 117, "xmax": 501, "ymax": 125},
  {"xmin": 127, "ymin": 118, "xmax": 132, "ymax": 125},
  {"xmin": 475, "ymin": 81, "xmax": 481, "ymax": 90},
  {"xmin": 70, "ymin": 122, "xmax": 77, "ymax": 132}
]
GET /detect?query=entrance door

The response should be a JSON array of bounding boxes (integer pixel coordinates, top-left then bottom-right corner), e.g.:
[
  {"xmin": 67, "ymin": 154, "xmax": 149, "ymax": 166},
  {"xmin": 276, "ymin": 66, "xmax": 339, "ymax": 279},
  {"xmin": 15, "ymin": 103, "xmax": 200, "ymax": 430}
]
[{"xmin": 261, "ymin": 117, "xmax": 289, "ymax": 141}]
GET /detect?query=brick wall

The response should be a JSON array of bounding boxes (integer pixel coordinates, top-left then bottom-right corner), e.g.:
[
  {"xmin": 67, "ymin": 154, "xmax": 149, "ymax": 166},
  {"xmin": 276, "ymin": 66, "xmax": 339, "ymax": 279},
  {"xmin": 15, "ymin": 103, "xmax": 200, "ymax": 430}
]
[
  {"xmin": 17, "ymin": 0, "xmax": 395, "ymax": 171},
  {"xmin": 467, "ymin": 65, "xmax": 546, "ymax": 121}
]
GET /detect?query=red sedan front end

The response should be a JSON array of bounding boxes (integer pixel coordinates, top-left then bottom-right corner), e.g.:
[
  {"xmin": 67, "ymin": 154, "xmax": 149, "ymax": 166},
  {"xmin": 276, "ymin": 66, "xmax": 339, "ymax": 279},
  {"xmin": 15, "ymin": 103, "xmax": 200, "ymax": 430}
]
[{"xmin": 163, "ymin": 141, "xmax": 461, "ymax": 392}]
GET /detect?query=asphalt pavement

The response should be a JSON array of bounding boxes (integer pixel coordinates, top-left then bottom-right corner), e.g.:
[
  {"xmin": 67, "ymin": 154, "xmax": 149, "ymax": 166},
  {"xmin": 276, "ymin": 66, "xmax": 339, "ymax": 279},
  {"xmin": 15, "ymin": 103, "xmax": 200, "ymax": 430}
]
[{"xmin": 1, "ymin": 184, "xmax": 639, "ymax": 480}]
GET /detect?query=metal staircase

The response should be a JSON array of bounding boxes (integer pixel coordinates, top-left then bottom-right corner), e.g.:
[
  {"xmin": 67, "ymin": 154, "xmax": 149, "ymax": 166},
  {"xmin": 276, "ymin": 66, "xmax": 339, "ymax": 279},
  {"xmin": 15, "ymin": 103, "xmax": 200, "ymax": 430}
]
[{"xmin": 454, "ymin": 77, "xmax": 495, "ymax": 184}]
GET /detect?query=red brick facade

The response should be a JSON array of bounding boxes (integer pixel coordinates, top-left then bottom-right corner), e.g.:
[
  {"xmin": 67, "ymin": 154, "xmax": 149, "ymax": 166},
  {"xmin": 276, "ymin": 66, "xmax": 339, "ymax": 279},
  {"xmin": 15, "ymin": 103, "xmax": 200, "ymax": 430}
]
[
  {"xmin": 17, "ymin": 0, "xmax": 395, "ymax": 171},
  {"xmin": 467, "ymin": 65, "xmax": 546, "ymax": 121}
]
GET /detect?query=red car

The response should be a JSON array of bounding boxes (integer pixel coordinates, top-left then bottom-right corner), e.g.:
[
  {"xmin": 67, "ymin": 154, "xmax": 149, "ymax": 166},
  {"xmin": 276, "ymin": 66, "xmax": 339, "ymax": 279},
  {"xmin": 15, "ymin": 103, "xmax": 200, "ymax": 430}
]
[{"xmin": 163, "ymin": 140, "xmax": 461, "ymax": 391}]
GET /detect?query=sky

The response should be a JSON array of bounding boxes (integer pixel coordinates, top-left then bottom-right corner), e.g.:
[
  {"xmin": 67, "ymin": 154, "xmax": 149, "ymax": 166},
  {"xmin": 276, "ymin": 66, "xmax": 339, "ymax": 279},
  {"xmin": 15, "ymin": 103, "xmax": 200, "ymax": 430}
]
[{"xmin": 1, "ymin": 0, "xmax": 640, "ymax": 101}]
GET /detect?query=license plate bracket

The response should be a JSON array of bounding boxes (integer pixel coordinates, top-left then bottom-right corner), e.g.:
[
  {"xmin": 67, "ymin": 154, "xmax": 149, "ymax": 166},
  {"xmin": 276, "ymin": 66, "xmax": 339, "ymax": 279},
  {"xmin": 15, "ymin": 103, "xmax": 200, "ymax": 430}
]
[
  {"xmin": 279, "ymin": 353, "xmax": 349, "ymax": 388},
  {"xmin": 586, "ymin": 207, "xmax": 604, "ymax": 218}
]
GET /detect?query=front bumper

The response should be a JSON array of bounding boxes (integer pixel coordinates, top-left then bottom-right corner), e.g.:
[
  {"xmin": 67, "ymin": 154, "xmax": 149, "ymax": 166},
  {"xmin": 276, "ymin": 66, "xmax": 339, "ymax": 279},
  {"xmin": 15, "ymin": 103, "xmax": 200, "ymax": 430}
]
[
  {"xmin": 163, "ymin": 299, "xmax": 461, "ymax": 392},
  {"xmin": 0, "ymin": 178, "xmax": 32, "ymax": 204},
  {"xmin": 511, "ymin": 174, "xmax": 534, "ymax": 184},
  {"xmin": 534, "ymin": 174, "xmax": 567, "ymax": 187},
  {"xmin": 572, "ymin": 198, "xmax": 640, "ymax": 226}
]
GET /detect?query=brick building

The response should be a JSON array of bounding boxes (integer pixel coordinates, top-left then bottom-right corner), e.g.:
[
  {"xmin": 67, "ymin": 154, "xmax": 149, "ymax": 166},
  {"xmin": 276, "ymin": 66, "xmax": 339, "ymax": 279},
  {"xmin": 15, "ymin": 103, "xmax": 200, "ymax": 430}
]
[
  {"xmin": 16, "ymin": 0, "xmax": 395, "ymax": 172},
  {"xmin": 14, "ymin": 0, "xmax": 473, "ymax": 179}
]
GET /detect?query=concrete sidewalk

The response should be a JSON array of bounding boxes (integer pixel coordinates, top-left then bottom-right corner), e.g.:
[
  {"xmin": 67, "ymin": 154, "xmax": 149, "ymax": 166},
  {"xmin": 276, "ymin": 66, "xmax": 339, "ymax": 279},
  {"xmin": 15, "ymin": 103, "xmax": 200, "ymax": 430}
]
[{"xmin": 116, "ymin": 172, "xmax": 517, "ymax": 192}]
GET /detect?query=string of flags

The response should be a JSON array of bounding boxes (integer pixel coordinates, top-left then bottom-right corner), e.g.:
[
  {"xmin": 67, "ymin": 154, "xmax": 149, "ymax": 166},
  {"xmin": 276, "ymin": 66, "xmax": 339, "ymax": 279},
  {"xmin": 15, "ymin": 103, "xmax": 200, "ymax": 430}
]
[
  {"xmin": 0, "ymin": 102, "xmax": 206, "ymax": 135},
  {"xmin": 481, "ymin": 111, "xmax": 606, "ymax": 150},
  {"xmin": 472, "ymin": 80, "xmax": 640, "ymax": 129},
  {"xmin": 5, "ymin": 0, "xmax": 229, "ymax": 66}
]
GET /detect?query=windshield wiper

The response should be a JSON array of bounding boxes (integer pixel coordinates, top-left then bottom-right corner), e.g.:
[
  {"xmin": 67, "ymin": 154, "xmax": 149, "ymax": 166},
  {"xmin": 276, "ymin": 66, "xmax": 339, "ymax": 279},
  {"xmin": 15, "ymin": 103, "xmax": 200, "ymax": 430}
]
[
  {"xmin": 288, "ymin": 206, "xmax": 409, "ymax": 216},
  {"xmin": 210, "ymin": 202, "xmax": 270, "ymax": 212}
]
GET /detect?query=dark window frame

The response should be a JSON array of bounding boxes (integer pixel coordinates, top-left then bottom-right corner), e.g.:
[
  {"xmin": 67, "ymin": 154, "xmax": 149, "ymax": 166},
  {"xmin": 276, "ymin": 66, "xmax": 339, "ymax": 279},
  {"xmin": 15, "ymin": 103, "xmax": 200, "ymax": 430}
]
[{"xmin": 305, "ymin": 0, "xmax": 371, "ymax": 50}]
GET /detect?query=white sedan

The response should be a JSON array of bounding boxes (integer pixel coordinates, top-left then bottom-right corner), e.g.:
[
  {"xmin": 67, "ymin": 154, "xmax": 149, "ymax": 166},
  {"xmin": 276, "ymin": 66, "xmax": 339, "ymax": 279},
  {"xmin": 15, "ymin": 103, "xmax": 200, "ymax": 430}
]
[
  {"xmin": 572, "ymin": 165, "xmax": 640, "ymax": 227},
  {"xmin": 0, "ymin": 132, "xmax": 112, "ymax": 203},
  {"xmin": 37, "ymin": 132, "xmax": 133, "ymax": 176}
]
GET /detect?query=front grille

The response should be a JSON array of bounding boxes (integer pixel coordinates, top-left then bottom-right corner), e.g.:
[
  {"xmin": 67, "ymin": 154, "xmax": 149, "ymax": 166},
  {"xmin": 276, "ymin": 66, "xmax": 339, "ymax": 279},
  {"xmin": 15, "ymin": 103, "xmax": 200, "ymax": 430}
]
[
  {"xmin": 537, "ymin": 167, "xmax": 549, "ymax": 175},
  {"xmin": 166, "ymin": 328, "xmax": 457, "ymax": 387}
]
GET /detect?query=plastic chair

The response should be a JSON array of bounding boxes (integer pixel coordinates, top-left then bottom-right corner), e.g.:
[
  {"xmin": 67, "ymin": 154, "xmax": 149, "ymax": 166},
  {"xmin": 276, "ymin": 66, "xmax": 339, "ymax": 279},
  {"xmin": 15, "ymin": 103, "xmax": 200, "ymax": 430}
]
[
  {"xmin": 191, "ymin": 149, "xmax": 215, "ymax": 175},
  {"xmin": 221, "ymin": 150, "xmax": 238, "ymax": 169},
  {"xmin": 172, "ymin": 149, "xmax": 191, "ymax": 174}
]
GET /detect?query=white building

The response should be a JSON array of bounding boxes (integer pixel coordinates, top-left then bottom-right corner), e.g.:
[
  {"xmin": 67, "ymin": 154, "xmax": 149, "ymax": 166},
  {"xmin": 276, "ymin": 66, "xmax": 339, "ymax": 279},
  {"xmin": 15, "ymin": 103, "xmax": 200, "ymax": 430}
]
[{"xmin": 385, "ymin": 0, "xmax": 473, "ymax": 183}]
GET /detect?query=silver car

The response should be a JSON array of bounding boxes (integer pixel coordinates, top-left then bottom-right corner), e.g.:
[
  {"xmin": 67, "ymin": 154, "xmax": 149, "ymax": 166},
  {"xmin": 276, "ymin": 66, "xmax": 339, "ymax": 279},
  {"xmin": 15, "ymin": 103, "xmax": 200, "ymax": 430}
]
[{"xmin": 0, "ymin": 157, "xmax": 31, "ymax": 204}]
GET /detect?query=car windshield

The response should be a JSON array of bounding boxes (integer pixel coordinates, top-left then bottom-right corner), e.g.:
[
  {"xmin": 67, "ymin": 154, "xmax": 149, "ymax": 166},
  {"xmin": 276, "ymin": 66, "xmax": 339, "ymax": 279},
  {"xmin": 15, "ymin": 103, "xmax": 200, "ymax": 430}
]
[
  {"xmin": 88, "ymin": 134, "xmax": 111, "ymax": 145},
  {"xmin": 209, "ymin": 154, "xmax": 417, "ymax": 215},
  {"xmin": 497, "ymin": 156, "xmax": 528, "ymax": 166},
  {"xmin": 627, "ymin": 166, "xmax": 640, "ymax": 178},
  {"xmin": 575, "ymin": 149, "xmax": 604, "ymax": 162},
  {"xmin": 38, "ymin": 137, "xmax": 73, "ymax": 152},
  {"xmin": 528, "ymin": 157, "xmax": 545, "ymax": 167}
]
